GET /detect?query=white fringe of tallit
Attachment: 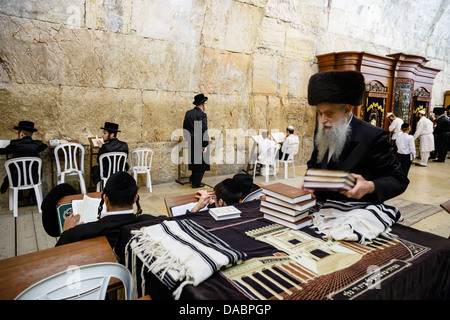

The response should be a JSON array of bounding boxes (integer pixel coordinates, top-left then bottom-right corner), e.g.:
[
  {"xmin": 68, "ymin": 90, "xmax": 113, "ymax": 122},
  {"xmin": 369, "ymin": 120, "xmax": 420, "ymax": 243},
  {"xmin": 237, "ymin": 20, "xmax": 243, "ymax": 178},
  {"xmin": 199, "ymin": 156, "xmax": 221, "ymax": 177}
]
[
  {"xmin": 311, "ymin": 200, "xmax": 403, "ymax": 245},
  {"xmin": 125, "ymin": 219, "xmax": 246, "ymax": 299}
]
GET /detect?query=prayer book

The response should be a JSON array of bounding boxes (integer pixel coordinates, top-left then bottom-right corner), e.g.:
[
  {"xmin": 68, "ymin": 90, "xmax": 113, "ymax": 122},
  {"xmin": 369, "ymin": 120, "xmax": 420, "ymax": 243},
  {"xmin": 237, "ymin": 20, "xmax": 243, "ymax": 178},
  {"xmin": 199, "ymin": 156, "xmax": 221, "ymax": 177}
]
[
  {"xmin": 71, "ymin": 195, "xmax": 105, "ymax": 223},
  {"xmin": 263, "ymin": 213, "xmax": 312, "ymax": 230},
  {"xmin": 261, "ymin": 183, "xmax": 314, "ymax": 229},
  {"xmin": 209, "ymin": 206, "xmax": 241, "ymax": 221},
  {"xmin": 260, "ymin": 200, "xmax": 311, "ymax": 218},
  {"xmin": 264, "ymin": 196, "xmax": 316, "ymax": 212},
  {"xmin": 171, "ymin": 202, "xmax": 208, "ymax": 217},
  {"xmin": 56, "ymin": 195, "xmax": 105, "ymax": 233},
  {"xmin": 304, "ymin": 169, "xmax": 355, "ymax": 191},
  {"xmin": 260, "ymin": 206, "xmax": 309, "ymax": 223},
  {"xmin": 261, "ymin": 183, "xmax": 313, "ymax": 204}
]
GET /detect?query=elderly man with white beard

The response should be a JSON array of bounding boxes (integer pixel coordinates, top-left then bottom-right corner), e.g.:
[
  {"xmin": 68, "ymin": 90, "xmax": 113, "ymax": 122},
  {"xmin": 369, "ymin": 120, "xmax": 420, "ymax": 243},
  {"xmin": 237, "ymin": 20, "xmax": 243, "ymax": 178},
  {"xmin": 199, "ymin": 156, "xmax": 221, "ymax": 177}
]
[{"xmin": 302, "ymin": 71, "xmax": 409, "ymax": 204}]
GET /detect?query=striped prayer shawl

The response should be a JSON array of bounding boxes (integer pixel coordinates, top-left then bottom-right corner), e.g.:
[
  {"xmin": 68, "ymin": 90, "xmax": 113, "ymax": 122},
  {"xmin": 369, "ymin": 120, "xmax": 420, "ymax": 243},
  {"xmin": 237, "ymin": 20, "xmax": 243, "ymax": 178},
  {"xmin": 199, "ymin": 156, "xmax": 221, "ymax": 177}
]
[
  {"xmin": 126, "ymin": 219, "xmax": 246, "ymax": 299},
  {"xmin": 311, "ymin": 200, "xmax": 403, "ymax": 245}
]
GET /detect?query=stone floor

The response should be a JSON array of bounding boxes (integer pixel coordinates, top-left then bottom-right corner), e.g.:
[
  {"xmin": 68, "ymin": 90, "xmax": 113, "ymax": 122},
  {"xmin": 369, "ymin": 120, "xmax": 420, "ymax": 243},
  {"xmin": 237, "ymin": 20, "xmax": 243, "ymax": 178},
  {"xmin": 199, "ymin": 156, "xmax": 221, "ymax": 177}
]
[{"xmin": 1, "ymin": 160, "xmax": 449, "ymax": 260}]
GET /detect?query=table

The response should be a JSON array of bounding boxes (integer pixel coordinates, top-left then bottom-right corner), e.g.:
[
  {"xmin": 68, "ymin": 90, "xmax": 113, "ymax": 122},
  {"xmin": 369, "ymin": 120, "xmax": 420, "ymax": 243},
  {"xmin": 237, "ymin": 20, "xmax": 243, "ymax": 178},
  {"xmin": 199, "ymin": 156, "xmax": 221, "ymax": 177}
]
[
  {"xmin": 0, "ymin": 236, "xmax": 117, "ymax": 300},
  {"xmin": 118, "ymin": 200, "xmax": 450, "ymax": 300}
]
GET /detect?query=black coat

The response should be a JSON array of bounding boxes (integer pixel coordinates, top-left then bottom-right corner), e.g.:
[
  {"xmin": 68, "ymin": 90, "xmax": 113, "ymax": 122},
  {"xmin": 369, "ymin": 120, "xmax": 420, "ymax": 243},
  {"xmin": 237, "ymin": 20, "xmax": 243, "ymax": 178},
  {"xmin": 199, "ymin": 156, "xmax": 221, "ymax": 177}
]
[
  {"xmin": 0, "ymin": 137, "xmax": 47, "ymax": 192},
  {"xmin": 307, "ymin": 116, "xmax": 409, "ymax": 203},
  {"xmin": 93, "ymin": 138, "xmax": 129, "ymax": 184},
  {"xmin": 56, "ymin": 213, "xmax": 158, "ymax": 250},
  {"xmin": 434, "ymin": 115, "xmax": 450, "ymax": 152},
  {"xmin": 183, "ymin": 107, "xmax": 210, "ymax": 172}
]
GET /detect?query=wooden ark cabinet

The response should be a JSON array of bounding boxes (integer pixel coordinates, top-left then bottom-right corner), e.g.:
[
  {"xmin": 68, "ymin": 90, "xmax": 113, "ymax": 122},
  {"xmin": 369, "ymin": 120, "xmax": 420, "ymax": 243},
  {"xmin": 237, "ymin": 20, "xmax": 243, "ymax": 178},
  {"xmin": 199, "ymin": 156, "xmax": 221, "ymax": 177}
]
[{"xmin": 316, "ymin": 52, "xmax": 440, "ymax": 132}]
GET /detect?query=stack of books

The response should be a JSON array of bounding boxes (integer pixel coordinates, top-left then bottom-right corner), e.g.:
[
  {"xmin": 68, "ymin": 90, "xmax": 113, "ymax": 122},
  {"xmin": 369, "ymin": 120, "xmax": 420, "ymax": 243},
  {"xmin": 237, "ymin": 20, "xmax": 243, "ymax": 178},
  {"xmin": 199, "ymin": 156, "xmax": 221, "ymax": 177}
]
[
  {"xmin": 303, "ymin": 168, "xmax": 355, "ymax": 191},
  {"xmin": 260, "ymin": 183, "xmax": 315, "ymax": 230}
]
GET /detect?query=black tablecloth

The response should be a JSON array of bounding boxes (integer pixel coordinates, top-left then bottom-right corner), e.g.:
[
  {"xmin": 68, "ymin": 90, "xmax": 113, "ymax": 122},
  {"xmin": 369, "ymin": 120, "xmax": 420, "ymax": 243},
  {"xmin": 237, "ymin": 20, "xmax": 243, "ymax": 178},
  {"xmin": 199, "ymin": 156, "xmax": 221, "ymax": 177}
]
[{"xmin": 116, "ymin": 200, "xmax": 450, "ymax": 300}]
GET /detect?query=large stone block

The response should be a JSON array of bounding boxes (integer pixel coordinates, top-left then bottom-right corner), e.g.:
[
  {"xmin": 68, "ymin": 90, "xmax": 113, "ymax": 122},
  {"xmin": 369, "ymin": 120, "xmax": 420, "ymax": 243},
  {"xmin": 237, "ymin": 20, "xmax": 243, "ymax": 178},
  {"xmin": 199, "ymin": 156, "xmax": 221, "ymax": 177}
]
[
  {"xmin": 199, "ymin": 48, "xmax": 251, "ymax": 95},
  {"xmin": 202, "ymin": 0, "xmax": 263, "ymax": 53},
  {"xmin": 86, "ymin": 0, "xmax": 132, "ymax": 33},
  {"xmin": 252, "ymin": 53, "xmax": 279, "ymax": 95},
  {"xmin": 58, "ymin": 86, "xmax": 143, "ymax": 145},
  {"xmin": 0, "ymin": 0, "xmax": 85, "ymax": 26},
  {"xmin": 131, "ymin": 0, "xmax": 206, "ymax": 45}
]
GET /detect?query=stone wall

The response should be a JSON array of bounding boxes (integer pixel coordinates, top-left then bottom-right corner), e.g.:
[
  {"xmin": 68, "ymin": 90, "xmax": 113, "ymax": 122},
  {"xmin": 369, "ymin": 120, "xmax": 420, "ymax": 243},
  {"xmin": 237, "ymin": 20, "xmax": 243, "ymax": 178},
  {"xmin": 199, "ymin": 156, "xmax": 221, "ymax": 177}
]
[{"xmin": 0, "ymin": 0, "xmax": 449, "ymax": 194}]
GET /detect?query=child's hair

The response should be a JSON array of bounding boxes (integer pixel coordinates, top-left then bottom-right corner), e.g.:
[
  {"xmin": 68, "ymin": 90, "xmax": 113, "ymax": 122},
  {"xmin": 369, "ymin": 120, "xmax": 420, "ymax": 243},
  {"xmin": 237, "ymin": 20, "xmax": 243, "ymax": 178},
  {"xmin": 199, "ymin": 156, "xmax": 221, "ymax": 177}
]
[
  {"xmin": 401, "ymin": 123, "xmax": 410, "ymax": 132},
  {"xmin": 214, "ymin": 178, "xmax": 242, "ymax": 206}
]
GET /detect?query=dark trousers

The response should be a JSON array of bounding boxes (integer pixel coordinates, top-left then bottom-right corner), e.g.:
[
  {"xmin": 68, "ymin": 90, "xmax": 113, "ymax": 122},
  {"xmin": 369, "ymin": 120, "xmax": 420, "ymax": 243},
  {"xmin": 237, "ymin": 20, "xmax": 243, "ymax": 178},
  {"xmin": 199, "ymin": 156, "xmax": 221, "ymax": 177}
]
[
  {"xmin": 190, "ymin": 171, "xmax": 205, "ymax": 187},
  {"xmin": 396, "ymin": 153, "xmax": 412, "ymax": 176}
]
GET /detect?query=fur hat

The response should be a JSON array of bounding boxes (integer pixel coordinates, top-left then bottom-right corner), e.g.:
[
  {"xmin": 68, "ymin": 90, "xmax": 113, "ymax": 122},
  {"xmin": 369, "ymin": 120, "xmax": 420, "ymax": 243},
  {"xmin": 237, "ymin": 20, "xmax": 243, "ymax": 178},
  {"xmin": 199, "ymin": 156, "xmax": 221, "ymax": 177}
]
[{"xmin": 307, "ymin": 71, "xmax": 365, "ymax": 106}]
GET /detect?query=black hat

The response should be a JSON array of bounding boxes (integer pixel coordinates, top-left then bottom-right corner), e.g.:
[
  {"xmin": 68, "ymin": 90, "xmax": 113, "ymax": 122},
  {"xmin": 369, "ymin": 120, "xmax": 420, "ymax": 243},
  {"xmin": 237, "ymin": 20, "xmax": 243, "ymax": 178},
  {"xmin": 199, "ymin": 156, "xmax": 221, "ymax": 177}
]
[
  {"xmin": 433, "ymin": 107, "xmax": 445, "ymax": 115},
  {"xmin": 221, "ymin": 178, "xmax": 242, "ymax": 194},
  {"xmin": 101, "ymin": 122, "xmax": 121, "ymax": 132},
  {"xmin": 193, "ymin": 94, "xmax": 208, "ymax": 106},
  {"xmin": 104, "ymin": 171, "xmax": 136, "ymax": 194},
  {"xmin": 14, "ymin": 121, "xmax": 38, "ymax": 132},
  {"xmin": 232, "ymin": 173, "xmax": 260, "ymax": 198},
  {"xmin": 308, "ymin": 71, "xmax": 365, "ymax": 106}
]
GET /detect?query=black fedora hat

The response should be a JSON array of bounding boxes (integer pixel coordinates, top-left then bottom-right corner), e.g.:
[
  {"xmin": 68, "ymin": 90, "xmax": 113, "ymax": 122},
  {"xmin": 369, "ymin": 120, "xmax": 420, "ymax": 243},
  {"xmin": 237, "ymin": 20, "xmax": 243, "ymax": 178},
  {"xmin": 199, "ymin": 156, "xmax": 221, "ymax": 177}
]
[
  {"xmin": 14, "ymin": 121, "xmax": 38, "ymax": 132},
  {"xmin": 193, "ymin": 93, "xmax": 208, "ymax": 106},
  {"xmin": 101, "ymin": 122, "xmax": 121, "ymax": 132}
]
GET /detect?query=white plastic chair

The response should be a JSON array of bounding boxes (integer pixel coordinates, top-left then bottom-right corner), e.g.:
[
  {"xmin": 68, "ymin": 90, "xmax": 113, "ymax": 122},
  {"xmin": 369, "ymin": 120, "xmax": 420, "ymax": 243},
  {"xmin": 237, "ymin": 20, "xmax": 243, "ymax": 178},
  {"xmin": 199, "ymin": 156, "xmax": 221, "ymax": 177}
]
[
  {"xmin": 129, "ymin": 148, "xmax": 153, "ymax": 192},
  {"xmin": 14, "ymin": 262, "xmax": 133, "ymax": 300},
  {"xmin": 5, "ymin": 157, "xmax": 43, "ymax": 256},
  {"xmin": 97, "ymin": 152, "xmax": 127, "ymax": 191},
  {"xmin": 54, "ymin": 142, "xmax": 86, "ymax": 194},
  {"xmin": 5, "ymin": 157, "xmax": 43, "ymax": 217},
  {"xmin": 276, "ymin": 143, "xmax": 299, "ymax": 179},
  {"xmin": 253, "ymin": 144, "xmax": 279, "ymax": 182}
]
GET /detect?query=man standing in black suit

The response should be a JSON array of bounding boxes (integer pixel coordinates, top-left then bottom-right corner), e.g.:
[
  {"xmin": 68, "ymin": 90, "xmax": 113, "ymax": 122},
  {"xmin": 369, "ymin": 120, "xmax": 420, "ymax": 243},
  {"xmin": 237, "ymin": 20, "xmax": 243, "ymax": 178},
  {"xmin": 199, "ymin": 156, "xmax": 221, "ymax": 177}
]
[
  {"xmin": 92, "ymin": 122, "xmax": 129, "ymax": 185},
  {"xmin": 183, "ymin": 94, "xmax": 210, "ymax": 188},
  {"xmin": 302, "ymin": 71, "xmax": 409, "ymax": 204},
  {"xmin": 433, "ymin": 107, "xmax": 450, "ymax": 162},
  {"xmin": 0, "ymin": 121, "xmax": 47, "ymax": 194}
]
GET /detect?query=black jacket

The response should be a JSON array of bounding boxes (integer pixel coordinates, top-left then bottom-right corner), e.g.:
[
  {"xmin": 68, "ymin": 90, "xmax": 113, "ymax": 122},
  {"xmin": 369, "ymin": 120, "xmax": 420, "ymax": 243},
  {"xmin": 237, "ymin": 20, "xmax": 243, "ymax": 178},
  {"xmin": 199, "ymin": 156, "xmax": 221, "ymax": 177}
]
[
  {"xmin": 307, "ymin": 116, "xmax": 409, "ymax": 203},
  {"xmin": 183, "ymin": 107, "xmax": 210, "ymax": 172}
]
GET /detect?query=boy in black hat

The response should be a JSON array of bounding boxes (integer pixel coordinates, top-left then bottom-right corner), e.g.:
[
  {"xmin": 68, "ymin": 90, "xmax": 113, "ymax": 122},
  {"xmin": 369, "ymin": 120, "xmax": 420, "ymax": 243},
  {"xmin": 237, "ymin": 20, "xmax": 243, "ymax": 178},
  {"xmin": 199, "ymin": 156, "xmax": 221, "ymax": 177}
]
[
  {"xmin": 56, "ymin": 172, "xmax": 158, "ymax": 248},
  {"xmin": 92, "ymin": 122, "xmax": 129, "ymax": 185},
  {"xmin": 183, "ymin": 94, "xmax": 210, "ymax": 188},
  {"xmin": 0, "ymin": 121, "xmax": 47, "ymax": 194},
  {"xmin": 302, "ymin": 71, "xmax": 408, "ymax": 204}
]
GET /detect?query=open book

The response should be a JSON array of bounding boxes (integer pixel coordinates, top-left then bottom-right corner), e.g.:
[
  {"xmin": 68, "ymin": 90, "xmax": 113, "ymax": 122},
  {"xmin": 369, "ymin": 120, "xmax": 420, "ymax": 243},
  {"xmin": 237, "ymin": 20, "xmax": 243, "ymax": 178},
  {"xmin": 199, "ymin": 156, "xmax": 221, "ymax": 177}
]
[
  {"xmin": 71, "ymin": 194, "xmax": 106, "ymax": 223},
  {"xmin": 170, "ymin": 202, "xmax": 208, "ymax": 217}
]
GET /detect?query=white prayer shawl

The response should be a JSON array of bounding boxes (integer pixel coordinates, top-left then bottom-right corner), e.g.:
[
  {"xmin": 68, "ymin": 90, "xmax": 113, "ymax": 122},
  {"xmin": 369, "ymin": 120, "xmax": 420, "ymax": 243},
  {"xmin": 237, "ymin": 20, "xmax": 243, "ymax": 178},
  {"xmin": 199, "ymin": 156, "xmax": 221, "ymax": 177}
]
[
  {"xmin": 311, "ymin": 200, "xmax": 403, "ymax": 245},
  {"xmin": 126, "ymin": 219, "xmax": 246, "ymax": 299}
]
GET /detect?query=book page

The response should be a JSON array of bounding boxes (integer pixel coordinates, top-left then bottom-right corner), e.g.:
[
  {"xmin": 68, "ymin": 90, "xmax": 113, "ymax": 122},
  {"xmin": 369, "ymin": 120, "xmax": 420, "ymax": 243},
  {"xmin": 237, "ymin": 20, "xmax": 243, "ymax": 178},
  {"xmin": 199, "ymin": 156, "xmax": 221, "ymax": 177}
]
[{"xmin": 171, "ymin": 202, "xmax": 208, "ymax": 217}]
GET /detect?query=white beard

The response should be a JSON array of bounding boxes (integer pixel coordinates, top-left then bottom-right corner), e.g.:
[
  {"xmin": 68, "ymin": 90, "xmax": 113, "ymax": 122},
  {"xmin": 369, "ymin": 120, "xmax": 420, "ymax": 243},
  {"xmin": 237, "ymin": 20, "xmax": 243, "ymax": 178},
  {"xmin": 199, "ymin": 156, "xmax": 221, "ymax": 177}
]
[{"xmin": 315, "ymin": 114, "xmax": 352, "ymax": 163}]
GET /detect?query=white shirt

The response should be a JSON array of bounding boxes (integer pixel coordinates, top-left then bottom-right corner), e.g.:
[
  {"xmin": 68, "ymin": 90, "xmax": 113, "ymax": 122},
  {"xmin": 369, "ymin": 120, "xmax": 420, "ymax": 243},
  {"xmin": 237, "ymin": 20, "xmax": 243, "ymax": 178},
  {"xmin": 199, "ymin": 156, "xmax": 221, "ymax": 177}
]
[
  {"xmin": 413, "ymin": 116, "xmax": 435, "ymax": 152},
  {"xmin": 258, "ymin": 138, "xmax": 276, "ymax": 164},
  {"xmin": 281, "ymin": 134, "xmax": 299, "ymax": 155},
  {"xmin": 396, "ymin": 133, "xmax": 416, "ymax": 159},
  {"xmin": 389, "ymin": 118, "xmax": 404, "ymax": 140},
  {"xmin": 100, "ymin": 209, "xmax": 134, "ymax": 219}
]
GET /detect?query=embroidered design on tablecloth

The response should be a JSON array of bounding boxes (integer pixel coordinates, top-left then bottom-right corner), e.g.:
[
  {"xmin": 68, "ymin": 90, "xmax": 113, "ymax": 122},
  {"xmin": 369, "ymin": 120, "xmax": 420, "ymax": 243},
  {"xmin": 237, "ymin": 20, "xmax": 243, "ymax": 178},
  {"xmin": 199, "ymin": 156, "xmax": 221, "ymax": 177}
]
[{"xmin": 219, "ymin": 224, "xmax": 429, "ymax": 300}]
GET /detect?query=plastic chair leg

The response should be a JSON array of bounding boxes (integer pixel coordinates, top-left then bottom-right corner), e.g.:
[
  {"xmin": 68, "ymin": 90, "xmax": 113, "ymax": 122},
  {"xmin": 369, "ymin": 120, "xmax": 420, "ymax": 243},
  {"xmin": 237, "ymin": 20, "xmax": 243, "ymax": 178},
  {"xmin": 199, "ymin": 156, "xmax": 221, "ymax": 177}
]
[{"xmin": 12, "ymin": 188, "xmax": 19, "ymax": 218}]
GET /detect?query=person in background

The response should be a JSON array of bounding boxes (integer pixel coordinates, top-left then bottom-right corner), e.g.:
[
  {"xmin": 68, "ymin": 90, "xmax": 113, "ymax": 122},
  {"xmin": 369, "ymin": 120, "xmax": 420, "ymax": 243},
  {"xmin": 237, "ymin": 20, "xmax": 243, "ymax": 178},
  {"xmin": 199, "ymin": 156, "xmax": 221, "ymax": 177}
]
[
  {"xmin": 432, "ymin": 107, "xmax": 450, "ymax": 163},
  {"xmin": 0, "ymin": 121, "xmax": 47, "ymax": 194},
  {"xmin": 387, "ymin": 112, "xmax": 403, "ymax": 152},
  {"xmin": 278, "ymin": 125, "xmax": 300, "ymax": 160},
  {"xmin": 395, "ymin": 123, "xmax": 416, "ymax": 176},
  {"xmin": 92, "ymin": 122, "xmax": 129, "ymax": 185},
  {"xmin": 183, "ymin": 94, "xmax": 210, "ymax": 188},
  {"xmin": 413, "ymin": 110, "xmax": 434, "ymax": 167}
]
